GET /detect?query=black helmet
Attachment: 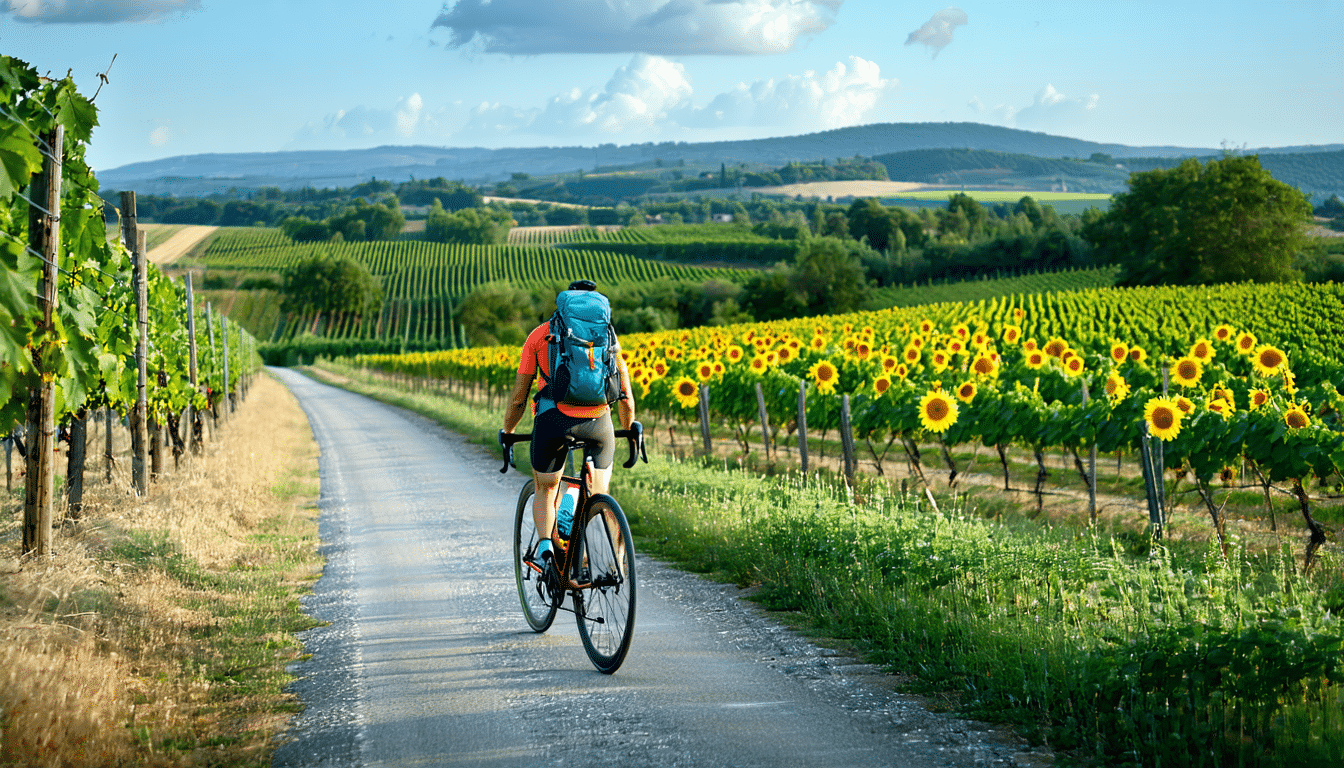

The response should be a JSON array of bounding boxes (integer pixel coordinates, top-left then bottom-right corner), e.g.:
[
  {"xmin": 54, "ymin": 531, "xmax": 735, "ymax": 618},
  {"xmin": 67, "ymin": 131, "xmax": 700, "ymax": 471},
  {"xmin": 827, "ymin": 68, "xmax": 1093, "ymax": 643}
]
[{"xmin": 568, "ymin": 279, "xmax": 597, "ymax": 291}]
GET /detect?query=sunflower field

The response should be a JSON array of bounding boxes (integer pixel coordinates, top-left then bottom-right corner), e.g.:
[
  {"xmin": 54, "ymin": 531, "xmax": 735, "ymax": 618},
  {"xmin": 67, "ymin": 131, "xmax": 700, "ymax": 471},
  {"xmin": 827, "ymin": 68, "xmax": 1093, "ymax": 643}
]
[{"xmin": 350, "ymin": 280, "xmax": 1344, "ymax": 563}]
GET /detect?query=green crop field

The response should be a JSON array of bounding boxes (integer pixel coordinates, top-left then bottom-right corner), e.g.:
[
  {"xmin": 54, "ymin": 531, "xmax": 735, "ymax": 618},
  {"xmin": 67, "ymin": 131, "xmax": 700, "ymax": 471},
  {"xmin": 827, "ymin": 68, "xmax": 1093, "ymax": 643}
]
[
  {"xmin": 868, "ymin": 265, "xmax": 1120, "ymax": 309},
  {"xmin": 198, "ymin": 227, "xmax": 751, "ymax": 345}
]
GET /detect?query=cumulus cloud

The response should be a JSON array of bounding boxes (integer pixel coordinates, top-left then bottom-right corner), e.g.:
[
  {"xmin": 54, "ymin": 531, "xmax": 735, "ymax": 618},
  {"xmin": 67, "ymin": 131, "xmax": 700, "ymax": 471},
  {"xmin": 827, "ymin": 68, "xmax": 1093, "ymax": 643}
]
[
  {"xmin": 1, "ymin": 0, "xmax": 198, "ymax": 24},
  {"xmin": 969, "ymin": 83, "xmax": 1099, "ymax": 131},
  {"xmin": 290, "ymin": 94, "xmax": 428, "ymax": 149},
  {"xmin": 148, "ymin": 120, "xmax": 171, "ymax": 147},
  {"xmin": 459, "ymin": 54, "xmax": 889, "ymax": 143},
  {"xmin": 689, "ymin": 56, "xmax": 890, "ymax": 130},
  {"xmin": 905, "ymin": 7, "xmax": 967, "ymax": 57},
  {"xmin": 432, "ymin": 0, "xmax": 842, "ymax": 55}
]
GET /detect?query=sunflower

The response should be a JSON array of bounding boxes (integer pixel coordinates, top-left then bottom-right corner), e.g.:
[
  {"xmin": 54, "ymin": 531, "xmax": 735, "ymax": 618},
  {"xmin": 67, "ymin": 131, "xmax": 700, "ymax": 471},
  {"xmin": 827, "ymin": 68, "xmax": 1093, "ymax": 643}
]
[
  {"xmin": 1171, "ymin": 356, "xmax": 1202, "ymax": 388},
  {"xmin": 1220, "ymin": 466, "xmax": 1237, "ymax": 484},
  {"xmin": 1235, "ymin": 331, "xmax": 1257, "ymax": 355},
  {"xmin": 1189, "ymin": 339, "xmax": 1214, "ymax": 362},
  {"xmin": 919, "ymin": 319, "xmax": 935, "ymax": 335},
  {"xmin": 672, "ymin": 377, "xmax": 699, "ymax": 409},
  {"xmin": 1043, "ymin": 338, "xmax": 1068, "ymax": 358},
  {"xmin": 902, "ymin": 345, "xmax": 922, "ymax": 365},
  {"xmin": 1284, "ymin": 404, "xmax": 1310, "ymax": 429},
  {"xmin": 1143, "ymin": 397, "xmax": 1183, "ymax": 441},
  {"xmin": 1252, "ymin": 345, "xmax": 1286, "ymax": 377},
  {"xmin": 931, "ymin": 350, "xmax": 950, "ymax": 372},
  {"xmin": 947, "ymin": 338, "xmax": 965, "ymax": 354},
  {"xmin": 726, "ymin": 345, "xmax": 744, "ymax": 363},
  {"xmin": 749, "ymin": 355, "xmax": 767, "ymax": 374},
  {"xmin": 881, "ymin": 354, "xmax": 899, "ymax": 372},
  {"xmin": 972, "ymin": 331, "xmax": 989, "ymax": 348},
  {"xmin": 809, "ymin": 335, "xmax": 827, "ymax": 351},
  {"xmin": 1211, "ymin": 385, "xmax": 1235, "ymax": 409},
  {"xmin": 972, "ymin": 354, "xmax": 998, "ymax": 376},
  {"xmin": 1213, "ymin": 324, "xmax": 1234, "ymax": 343},
  {"xmin": 1207, "ymin": 398, "xmax": 1232, "ymax": 418},
  {"xmin": 918, "ymin": 390, "xmax": 959, "ymax": 433},
  {"xmin": 694, "ymin": 361, "xmax": 714, "ymax": 381},
  {"xmin": 855, "ymin": 342, "xmax": 872, "ymax": 360},
  {"xmin": 809, "ymin": 359, "xmax": 839, "ymax": 395},
  {"xmin": 956, "ymin": 380, "xmax": 977, "ymax": 403},
  {"xmin": 1001, "ymin": 325, "xmax": 1022, "ymax": 345},
  {"xmin": 1109, "ymin": 342, "xmax": 1129, "ymax": 364},
  {"xmin": 664, "ymin": 346, "xmax": 681, "ymax": 360},
  {"xmin": 713, "ymin": 361, "xmax": 725, "ymax": 375},
  {"xmin": 873, "ymin": 376, "xmax": 892, "ymax": 396},
  {"xmin": 652, "ymin": 360, "xmax": 669, "ymax": 378},
  {"xmin": 1063, "ymin": 356, "xmax": 1085, "ymax": 377},
  {"xmin": 1173, "ymin": 395, "xmax": 1194, "ymax": 415},
  {"xmin": 1024, "ymin": 350, "xmax": 1046, "ymax": 369},
  {"xmin": 1248, "ymin": 388, "xmax": 1270, "ymax": 410},
  {"xmin": 894, "ymin": 363, "xmax": 909, "ymax": 379},
  {"xmin": 1023, "ymin": 338, "xmax": 1039, "ymax": 352},
  {"xmin": 1128, "ymin": 346, "xmax": 1147, "ymax": 364},
  {"xmin": 1103, "ymin": 372, "xmax": 1130, "ymax": 402},
  {"xmin": 910, "ymin": 335, "xmax": 926, "ymax": 349},
  {"xmin": 776, "ymin": 346, "xmax": 793, "ymax": 363},
  {"xmin": 953, "ymin": 323, "xmax": 970, "ymax": 340}
]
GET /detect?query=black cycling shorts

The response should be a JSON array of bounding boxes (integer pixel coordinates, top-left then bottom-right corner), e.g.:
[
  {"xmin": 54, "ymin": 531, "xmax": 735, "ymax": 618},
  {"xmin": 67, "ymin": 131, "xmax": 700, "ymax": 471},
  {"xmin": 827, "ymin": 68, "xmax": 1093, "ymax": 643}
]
[{"xmin": 530, "ymin": 407, "xmax": 615, "ymax": 474}]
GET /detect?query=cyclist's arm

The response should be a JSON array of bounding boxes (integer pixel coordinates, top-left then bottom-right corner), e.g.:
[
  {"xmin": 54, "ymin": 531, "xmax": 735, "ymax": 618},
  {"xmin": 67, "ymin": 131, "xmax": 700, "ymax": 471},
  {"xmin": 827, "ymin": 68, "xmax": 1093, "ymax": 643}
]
[
  {"xmin": 503, "ymin": 371, "xmax": 533, "ymax": 433},
  {"xmin": 615, "ymin": 355, "xmax": 635, "ymax": 431}
]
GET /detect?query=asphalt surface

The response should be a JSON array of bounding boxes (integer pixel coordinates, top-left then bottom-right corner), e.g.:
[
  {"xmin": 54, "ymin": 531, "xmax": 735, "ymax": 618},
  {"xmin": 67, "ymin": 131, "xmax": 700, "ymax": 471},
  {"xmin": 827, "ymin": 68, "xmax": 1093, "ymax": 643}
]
[{"xmin": 269, "ymin": 368, "xmax": 1035, "ymax": 768}]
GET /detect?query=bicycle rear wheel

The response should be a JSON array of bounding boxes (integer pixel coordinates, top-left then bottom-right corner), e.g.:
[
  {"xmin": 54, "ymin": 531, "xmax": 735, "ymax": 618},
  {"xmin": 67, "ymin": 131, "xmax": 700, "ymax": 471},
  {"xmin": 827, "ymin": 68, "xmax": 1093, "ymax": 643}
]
[
  {"xmin": 513, "ymin": 480, "xmax": 558, "ymax": 632},
  {"xmin": 572, "ymin": 493, "xmax": 636, "ymax": 673}
]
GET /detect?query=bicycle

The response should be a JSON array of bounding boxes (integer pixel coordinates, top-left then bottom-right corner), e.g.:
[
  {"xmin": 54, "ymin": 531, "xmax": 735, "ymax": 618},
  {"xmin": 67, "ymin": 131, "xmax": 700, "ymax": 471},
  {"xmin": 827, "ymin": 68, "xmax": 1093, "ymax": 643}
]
[{"xmin": 499, "ymin": 423, "xmax": 647, "ymax": 674}]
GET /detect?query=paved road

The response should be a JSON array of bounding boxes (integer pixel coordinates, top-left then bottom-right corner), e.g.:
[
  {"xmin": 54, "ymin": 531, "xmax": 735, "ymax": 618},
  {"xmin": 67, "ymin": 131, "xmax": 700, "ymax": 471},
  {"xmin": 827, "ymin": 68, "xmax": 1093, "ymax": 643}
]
[{"xmin": 269, "ymin": 368, "xmax": 1027, "ymax": 768}]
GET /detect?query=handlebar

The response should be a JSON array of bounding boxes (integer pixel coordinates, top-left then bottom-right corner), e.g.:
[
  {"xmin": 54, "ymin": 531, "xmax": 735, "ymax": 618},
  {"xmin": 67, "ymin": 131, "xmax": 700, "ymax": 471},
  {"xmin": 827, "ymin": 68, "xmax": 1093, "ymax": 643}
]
[{"xmin": 499, "ymin": 421, "xmax": 647, "ymax": 474}]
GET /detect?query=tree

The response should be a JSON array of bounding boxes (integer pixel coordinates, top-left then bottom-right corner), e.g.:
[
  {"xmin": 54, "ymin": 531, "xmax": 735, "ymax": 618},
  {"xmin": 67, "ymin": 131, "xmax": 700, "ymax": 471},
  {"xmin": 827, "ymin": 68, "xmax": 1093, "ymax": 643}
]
[
  {"xmin": 1085, "ymin": 155, "xmax": 1312, "ymax": 285},
  {"xmin": 281, "ymin": 252, "xmax": 382, "ymax": 333},
  {"xmin": 455, "ymin": 281, "xmax": 534, "ymax": 346},
  {"xmin": 425, "ymin": 202, "xmax": 515, "ymax": 244}
]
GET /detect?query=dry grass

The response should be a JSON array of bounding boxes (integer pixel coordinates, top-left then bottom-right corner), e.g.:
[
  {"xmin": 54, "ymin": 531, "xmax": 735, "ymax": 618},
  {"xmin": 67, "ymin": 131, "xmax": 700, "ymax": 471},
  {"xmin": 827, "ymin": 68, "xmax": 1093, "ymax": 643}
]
[{"xmin": 0, "ymin": 373, "xmax": 320, "ymax": 767}]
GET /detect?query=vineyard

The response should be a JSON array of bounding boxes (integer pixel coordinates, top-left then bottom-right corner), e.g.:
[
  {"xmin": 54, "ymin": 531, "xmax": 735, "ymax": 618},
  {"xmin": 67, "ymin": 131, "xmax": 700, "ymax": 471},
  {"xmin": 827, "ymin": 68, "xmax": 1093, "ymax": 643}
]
[
  {"xmin": 197, "ymin": 227, "xmax": 751, "ymax": 345},
  {"xmin": 1, "ymin": 59, "xmax": 262, "ymax": 556}
]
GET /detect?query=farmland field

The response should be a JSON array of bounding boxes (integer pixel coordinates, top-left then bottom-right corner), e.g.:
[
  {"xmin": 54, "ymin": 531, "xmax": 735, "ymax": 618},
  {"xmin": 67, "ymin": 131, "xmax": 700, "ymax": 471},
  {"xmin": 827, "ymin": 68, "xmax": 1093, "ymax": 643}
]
[{"xmin": 197, "ymin": 227, "xmax": 751, "ymax": 344}]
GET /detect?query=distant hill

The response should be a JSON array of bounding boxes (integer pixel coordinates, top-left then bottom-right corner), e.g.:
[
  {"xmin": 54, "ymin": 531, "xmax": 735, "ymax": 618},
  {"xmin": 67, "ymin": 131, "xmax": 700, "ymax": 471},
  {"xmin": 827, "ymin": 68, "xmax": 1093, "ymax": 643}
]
[{"xmin": 98, "ymin": 121, "xmax": 1342, "ymax": 199}]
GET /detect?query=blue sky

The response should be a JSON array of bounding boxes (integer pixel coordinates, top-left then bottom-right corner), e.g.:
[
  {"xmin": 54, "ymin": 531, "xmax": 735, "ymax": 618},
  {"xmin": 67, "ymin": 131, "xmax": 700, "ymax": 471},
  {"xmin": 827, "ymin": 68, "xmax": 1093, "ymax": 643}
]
[{"xmin": 2, "ymin": 1, "xmax": 1340, "ymax": 172}]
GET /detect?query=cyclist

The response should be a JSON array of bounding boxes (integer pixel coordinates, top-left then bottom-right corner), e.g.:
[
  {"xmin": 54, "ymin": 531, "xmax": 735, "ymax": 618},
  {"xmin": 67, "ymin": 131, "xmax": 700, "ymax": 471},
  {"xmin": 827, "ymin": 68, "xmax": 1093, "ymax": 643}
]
[{"xmin": 503, "ymin": 280, "xmax": 636, "ymax": 565}]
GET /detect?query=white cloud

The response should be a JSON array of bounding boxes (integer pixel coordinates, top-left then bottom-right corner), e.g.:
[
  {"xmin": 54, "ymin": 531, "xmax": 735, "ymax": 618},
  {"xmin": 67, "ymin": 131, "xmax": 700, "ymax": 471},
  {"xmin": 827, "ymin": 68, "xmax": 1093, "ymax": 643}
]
[
  {"xmin": 1, "ymin": 0, "xmax": 198, "ymax": 23},
  {"xmin": 905, "ymin": 7, "xmax": 967, "ymax": 57},
  {"xmin": 532, "ymin": 55, "xmax": 694, "ymax": 134},
  {"xmin": 969, "ymin": 83, "xmax": 1100, "ymax": 131},
  {"xmin": 690, "ymin": 56, "xmax": 890, "ymax": 130},
  {"xmin": 432, "ymin": 0, "xmax": 842, "ymax": 55},
  {"xmin": 289, "ymin": 94, "xmax": 431, "ymax": 149},
  {"xmin": 148, "ymin": 122, "xmax": 171, "ymax": 147}
]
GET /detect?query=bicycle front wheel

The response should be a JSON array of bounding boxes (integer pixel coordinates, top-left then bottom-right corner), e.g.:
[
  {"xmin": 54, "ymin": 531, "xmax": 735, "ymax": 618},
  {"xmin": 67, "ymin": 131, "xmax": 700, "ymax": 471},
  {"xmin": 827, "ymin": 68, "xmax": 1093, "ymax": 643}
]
[
  {"xmin": 513, "ymin": 480, "xmax": 558, "ymax": 632},
  {"xmin": 572, "ymin": 493, "xmax": 636, "ymax": 673}
]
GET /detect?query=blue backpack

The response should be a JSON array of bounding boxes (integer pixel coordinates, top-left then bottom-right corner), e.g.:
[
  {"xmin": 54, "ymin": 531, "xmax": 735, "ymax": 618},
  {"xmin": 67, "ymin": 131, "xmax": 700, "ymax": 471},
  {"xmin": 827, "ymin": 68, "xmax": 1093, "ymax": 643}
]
[{"xmin": 538, "ymin": 289, "xmax": 622, "ymax": 409}]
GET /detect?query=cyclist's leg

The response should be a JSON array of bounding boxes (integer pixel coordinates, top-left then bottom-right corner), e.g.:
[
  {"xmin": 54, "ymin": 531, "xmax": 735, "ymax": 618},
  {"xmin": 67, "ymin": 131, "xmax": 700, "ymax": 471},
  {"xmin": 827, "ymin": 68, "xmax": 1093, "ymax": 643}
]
[
  {"xmin": 569, "ymin": 416, "xmax": 615, "ymax": 493},
  {"xmin": 530, "ymin": 408, "xmax": 572, "ymax": 552}
]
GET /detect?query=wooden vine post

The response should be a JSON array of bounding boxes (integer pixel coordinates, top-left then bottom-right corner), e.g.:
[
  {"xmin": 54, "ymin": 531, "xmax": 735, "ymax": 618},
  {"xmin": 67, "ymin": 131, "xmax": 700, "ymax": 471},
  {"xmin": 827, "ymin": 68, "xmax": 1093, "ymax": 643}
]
[
  {"xmin": 222, "ymin": 315, "xmax": 232, "ymax": 419},
  {"xmin": 797, "ymin": 382, "xmax": 809, "ymax": 474},
  {"xmin": 186, "ymin": 272, "xmax": 202, "ymax": 452},
  {"xmin": 754, "ymin": 382, "xmax": 771, "ymax": 461},
  {"xmin": 840, "ymin": 393, "xmax": 857, "ymax": 487},
  {"xmin": 697, "ymin": 383, "xmax": 711, "ymax": 455},
  {"xmin": 1081, "ymin": 379, "xmax": 1097, "ymax": 523},
  {"xmin": 122, "ymin": 191, "xmax": 149, "ymax": 496},
  {"xmin": 21, "ymin": 125, "xmax": 62, "ymax": 557}
]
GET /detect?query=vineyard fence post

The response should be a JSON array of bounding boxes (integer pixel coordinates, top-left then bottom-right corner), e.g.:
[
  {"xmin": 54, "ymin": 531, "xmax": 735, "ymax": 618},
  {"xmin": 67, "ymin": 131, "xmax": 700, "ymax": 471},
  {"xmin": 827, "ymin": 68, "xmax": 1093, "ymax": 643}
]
[
  {"xmin": 698, "ymin": 383, "xmax": 711, "ymax": 455},
  {"xmin": 797, "ymin": 382, "xmax": 808, "ymax": 474},
  {"xmin": 123, "ymin": 192, "xmax": 148, "ymax": 497},
  {"xmin": 840, "ymin": 394, "xmax": 856, "ymax": 487},
  {"xmin": 1081, "ymin": 380, "xmax": 1097, "ymax": 524},
  {"xmin": 222, "ymin": 316, "xmax": 232, "ymax": 418},
  {"xmin": 23, "ymin": 125, "xmax": 62, "ymax": 557},
  {"xmin": 104, "ymin": 407, "xmax": 113, "ymax": 482},
  {"xmin": 66, "ymin": 409, "xmax": 87, "ymax": 519},
  {"xmin": 1158, "ymin": 362, "xmax": 1169, "ymax": 524},
  {"xmin": 186, "ymin": 272, "xmax": 201, "ymax": 452},
  {"xmin": 1137, "ymin": 422, "xmax": 1163, "ymax": 540},
  {"xmin": 4, "ymin": 435, "xmax": 11, "ymax": 493},
  {"xmin": 754, "ymin": 382, "xmax": 771, "ymax": 461}
]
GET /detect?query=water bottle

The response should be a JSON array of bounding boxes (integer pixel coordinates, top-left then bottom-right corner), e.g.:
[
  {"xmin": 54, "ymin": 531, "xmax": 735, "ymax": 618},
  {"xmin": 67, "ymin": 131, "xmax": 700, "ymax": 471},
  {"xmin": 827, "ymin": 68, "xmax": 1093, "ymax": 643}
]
[{"xmin": 556, "ymin": 483, "xmax": 579, "ymax": 539}]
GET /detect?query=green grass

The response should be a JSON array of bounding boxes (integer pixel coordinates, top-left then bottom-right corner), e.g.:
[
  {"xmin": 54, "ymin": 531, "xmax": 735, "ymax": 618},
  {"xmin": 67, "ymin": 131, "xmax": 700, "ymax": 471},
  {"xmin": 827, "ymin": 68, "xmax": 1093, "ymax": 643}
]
[{"xmin": 304, "ymin": 359, "xmax": 1344, "ymax": 767}]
